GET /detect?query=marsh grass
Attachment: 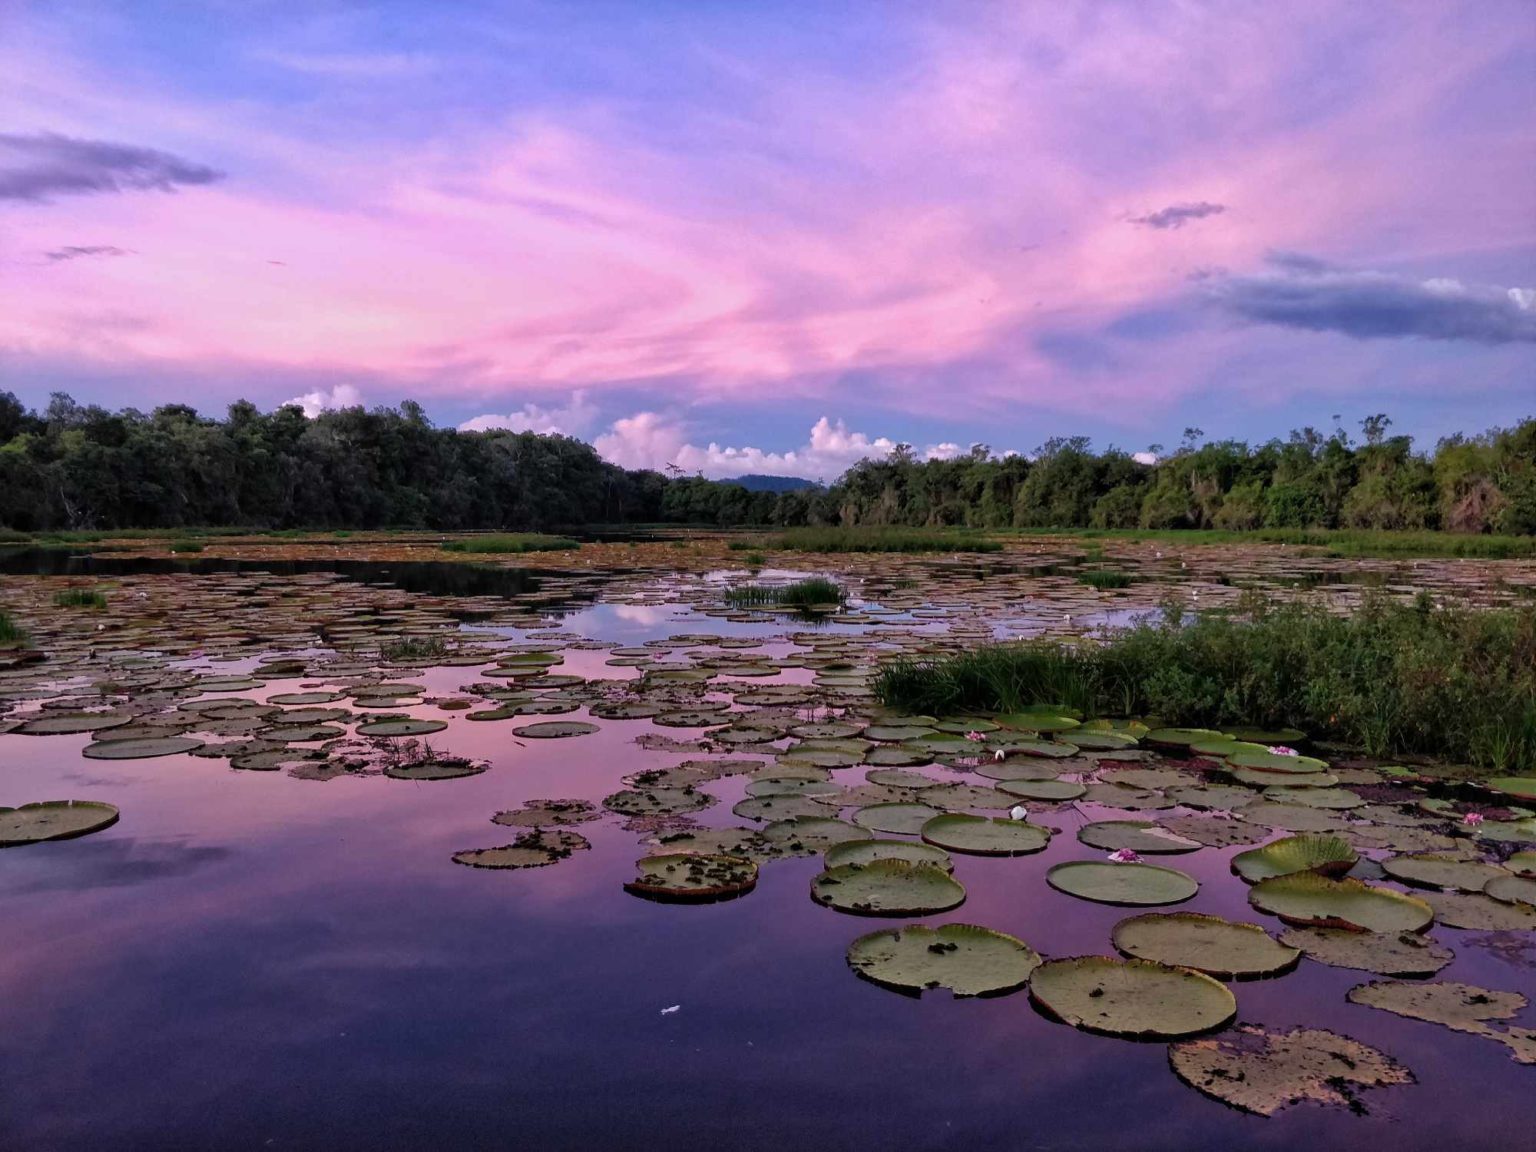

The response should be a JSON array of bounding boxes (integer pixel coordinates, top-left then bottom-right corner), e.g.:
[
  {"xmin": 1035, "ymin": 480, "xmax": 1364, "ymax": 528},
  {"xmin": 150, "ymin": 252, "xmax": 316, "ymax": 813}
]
[
  {"xmin": 381, "ymin": 635, "xmax": 449, "ymax": 661},
  {"xmin": 724, "ymin": 577, "xmax": 846, "ymax": 609},
  {"xmin": 766, "ymin": 527, "xmax": 1003, "ymax": 553},
  {"xmin": 53, "ymin": 588, "xmax": 108, "ymax": 609},
  {"xmin": 440, "ymin": 533, "xmax": 580, "ymax": 554},
  {"xmin": 0, "ymin": 610, "xmax": 28, "ymax": 646},
  {"xmin": 875, "ymin": 592, "xmax": 1536, "ymax": 773},
  {"xmin": 1034, "ymin": 527, "xmax": 1536, "ymax": 559},
  {"xmin": 1078, "ymin": 569, "xmax": 1134, "ymax": 590}
]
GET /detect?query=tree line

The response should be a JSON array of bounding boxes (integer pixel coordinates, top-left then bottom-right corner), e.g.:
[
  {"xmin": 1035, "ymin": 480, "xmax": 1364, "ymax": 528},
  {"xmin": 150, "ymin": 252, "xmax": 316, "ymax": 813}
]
[{"xmin": 0, "ymin": 392, "xmax": 1530, "ymax": 534}]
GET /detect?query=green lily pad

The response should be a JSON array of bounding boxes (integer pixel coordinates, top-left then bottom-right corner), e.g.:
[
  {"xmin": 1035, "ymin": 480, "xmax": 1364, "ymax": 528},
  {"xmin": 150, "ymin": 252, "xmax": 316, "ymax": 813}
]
[
  {"xmin": 1143, "ymin": 727, "xmax": 1224, "ymax": 749},
  {"xmin": 0, "ymin": 800, "xmax": 120, "ymax": 847},
  {"xmin": 1045, "ymin": 861, "xmax": 1199, "ymax": 906},
  {"xmin": 623, "ymin": 853, "xmax": 758, "ymax": 902},
  {"xmin": 847, "ymin": 923, "xmax": 1041, "ymax": 997},
  {"xmin": 823, "ymin": 839, "xmax": 953, "ymax": 872},
  {"xmin": 492, "ymin": 799, "xmax": 599, "ymax": 827},
  {"xmin": 82, "ymin": 736, "xmax": 204, "ymax": 759},
  {"xmin": 13, "ymin": 712, "xmax": 134, "ymax": 735},
  {"xmin": 761, "ymin": 816, "xmax": 872, "ymax": 854},
  {"xmin": 1112, "ymin": 912, "xmax": 1301, "ymax": 979},
  {"xmin": 384, "ymin": 757, "xmax": 487, "ymax": 781},
  {"xmin": 1485, "ymin": 777, "xmax": 1536, "ymax": 802},
  {"xmin": 1030, "ymin": 956, "xmax": 1235, "ymax": 1039},
  {"xmin": 853, "ymin": 802, "xmax": 945, "ymax": 835},
  {"xmin": 451, "ymin": 828, "xmax": 589, "ymax": 869},
  {"xmin": 1277, "ymin": 927, "xmax": 1454, "ymax": 977},
  {"xmin": 513, "ymin": 720, "xmax": 600, "ymax": 739},
  {"xmin": 1225, "ymin": 750, "xmax": 1329, "ymax": 775},
  {"xmin": 1504, "ymin": 851, "xmax": 1536, "ymax": 877},
  {"xmin": 1231, "ymin": 835, "xmax": 1358, "ymax": 883},
  {"xmin": 1169, "ymin": 1025, "xmax": 1413, "ymax": 1116},
  {"xmin": 1483, "ymin": 873, "xmax": 1536, "ymax": 906},
  {"xmin": 1078, "ymin": 821, "xmax": 1202, "ymax": 855},
  {"xmin": 1248, "ymin": 873, "xmax": 1433, "ymax": 933},
  {"xmin": 998, "ymin": 778, "xmax": 1087, "ymax": 802},
  {"xmin": 356, "ymin": 718, "xmax": 448, "ymax": 738},
  {"xmin": 995, "ymin": 713, "xmax": 1080, "ymax": 734},
  {"xmin": 810, "ymin": 859, "xmax": 966, "ymax": 916},
  {"xmin": 1421, "ymin": 890, "xmax": 1536, "ymax": 931},
  {"xmin": 865, "ymin": 768, "xmax": 941, "ymax": 789},
  {"xmin": 1380, "ymin": 853, "xmax": 1507, "ymax": 892},
  {"xmin": 605, "ymin": 787, "xmax": 715, "ymax": 817},
  {"xmin": 920, "ymin": 814, "xmax": 1050, "ymax": 856}
]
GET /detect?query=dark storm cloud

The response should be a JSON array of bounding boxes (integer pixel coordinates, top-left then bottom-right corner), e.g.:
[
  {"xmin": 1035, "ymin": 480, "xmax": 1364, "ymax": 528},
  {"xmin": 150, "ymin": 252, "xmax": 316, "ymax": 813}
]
[
  {"xmin": 1129, "ymin": 201, "xmax": 1226, "ymax": 229},
  {"xmin": 1203, "ymin": 254, "xmax": 1536, "ymax": 344},
  {"xmin": 0, "ymin": 132, "xmax": 224, "ymax": 202}
]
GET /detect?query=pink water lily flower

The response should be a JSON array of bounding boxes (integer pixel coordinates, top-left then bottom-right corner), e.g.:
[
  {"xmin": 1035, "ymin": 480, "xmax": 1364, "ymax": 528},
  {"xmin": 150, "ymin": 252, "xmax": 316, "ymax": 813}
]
[
  {"xmin": 1464, "ymin": 812, "xmax": 1486, "ymax": 826},
  {"xmin": 965, "ymin": 730, "xmax": 986, "ymax": 742},
  {"xmin": 1107, "ymin": 848, "xmax": 1142, "ymax": 863},
  {"xmin": 1268, "ymin": 745, "xmax": 1299, "ymax": 757}
]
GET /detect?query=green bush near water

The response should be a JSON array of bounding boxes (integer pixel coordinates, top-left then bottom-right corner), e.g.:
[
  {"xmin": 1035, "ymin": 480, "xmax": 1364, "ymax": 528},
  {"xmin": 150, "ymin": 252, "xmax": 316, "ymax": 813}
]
[
  {"xmin": 766, "ymin": 527, "xmax": 1003, "ymax": 553},
  {"xmin": 724, "ymin": 577, "xmax": 847, "ymax": 609},
  {"xmin": 875, "ymin": 593, "xmax": 1536, "ymax": 774},
  {"xmin": 1078, "ymin": 569, "xmax": 1134, "ymax": 590},
  {"xmin": 440, "ymin": 534, "xmax": 580, "ymax": 554},
  {"xmin": 0, "ymin": 610, "xmax": 28, "ymax": 646}
]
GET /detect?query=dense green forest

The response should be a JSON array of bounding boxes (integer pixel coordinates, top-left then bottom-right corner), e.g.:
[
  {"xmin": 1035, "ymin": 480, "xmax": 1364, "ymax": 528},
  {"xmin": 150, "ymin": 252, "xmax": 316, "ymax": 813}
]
[{"xmin": 0, "ymin": 392, "xmax": 1530, "ymax": 534}]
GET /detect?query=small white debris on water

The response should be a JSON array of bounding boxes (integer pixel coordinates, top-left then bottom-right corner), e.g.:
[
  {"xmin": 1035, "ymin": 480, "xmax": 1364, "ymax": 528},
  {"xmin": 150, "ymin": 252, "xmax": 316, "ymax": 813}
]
[{"xmin": 660, "ymin": 1004, "xmax": 681, "ymax": 1015}]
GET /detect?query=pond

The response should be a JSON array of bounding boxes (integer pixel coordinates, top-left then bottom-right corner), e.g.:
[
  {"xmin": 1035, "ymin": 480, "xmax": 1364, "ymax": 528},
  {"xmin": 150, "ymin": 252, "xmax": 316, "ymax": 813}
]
[{"xmin": 0, "ymin": 547, "xmax": 1532, "ymax": 1150}]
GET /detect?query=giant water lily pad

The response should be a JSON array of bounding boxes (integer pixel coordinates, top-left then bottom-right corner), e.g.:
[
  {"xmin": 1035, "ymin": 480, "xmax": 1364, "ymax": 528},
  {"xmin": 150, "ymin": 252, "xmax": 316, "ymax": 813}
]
[
  {"xmin": 1231, "ymin": 835, "xmax": 1357, "ymax": 884},
  {"xmin": 0, "ymin": 800, "xmax": 120, "ymax": 847},
  {"xmin": 1347, "ymin": 980, "xmax": 1536, "ymax": 1065},
  {"xmin": 1169, "ymin": 1025, "xmax": 1413, "ymax": 1116},
  {"xmin": 847, "ymin": 923, "xmax": 1041, "ymax": 997},
  {"xmin": 82, "ymin": 736, "xmax": 204, "ymax": 759},
  {"xmin": 1277, "ymin": 927, "xmax": 1454, "ymax": 977},
  {"xmin": 920, "ymin": 814, "xmax": 1050, "ymax": 856},
  {"xmin": 1422, "ymin": 890, "xmax": 1536, "ymax": 931},
  {"xmin": 14, "ymin": 712, "xmax": 134, "ymax": 735},
  {"xmin": 452, "ymin": 829, "xmax": 589, "ymax": 869},
  {"xmin": 1078, "ymin": 821, "xmax": 1201, "ymax": 855},
  {"xmin": 1143, "ymin": 727, "xmax": 1223, "ymax": 750},
  {"xmin": 1046, "ymin": 861, "xmax": 1198, "ymax": 906},
  {"xmin": 1484, "ymin": 873, "xmax": 1536, "ymax": 906},
  {"xmin": 1226, "ymin": 750, "xmax": 1329, "ymax": 775},
  {"xmin": 385, "ymin": 757, "xmax": 486, "ymax": 781},
  {"xmin": 1030, "ymin": 956, "xmax": 1235, "ymax": 1039},
  {"xmin": 356, "ymin": 718, "xmax": 447, "ymax": 738},
  {"xmin": 492, "ymin": 799, "xmax": 599, "ymax": 827},
  {"xmin": 1248, "ymin": 873, "xmax": 1433, "ymax": 933},
  {"xmin": 810, "ymin": 860, "xmax": 966, "ymax": 916},
  {"xmin": 1112, "ymin": 912, "xmax": 1300, "ymax": 979},
  {"xmin": 1380, "ymin": 853, "xmax": 1507, "ymax": 892},
  {"xmin": 605, "ymin": 787, "xmax": 715, "ymax": 817},
  {"xmin": 1485, "ymin": 777, "xmax": 1536, "ymax": 802},
  {"xmin": 998, "ymin": 778, "xmax": 1087, "ymax": 802},
  {"xmin": 853, "ymin": 802, "xmax": 945, "ymax": 835},
  {"xmin": 761, "ymin": 817, "xmax": 871, "ymax": 854},
  {"xmin": 513, "ymin": 720, "xmax": 599, "ymax": 739},
  {"xmin": 623, "ymin": 853, "xmax": 758, "ymax": 902},
  {"xmin": 824, "ymin": 839, "xmax": 953, "ymax": 872}
]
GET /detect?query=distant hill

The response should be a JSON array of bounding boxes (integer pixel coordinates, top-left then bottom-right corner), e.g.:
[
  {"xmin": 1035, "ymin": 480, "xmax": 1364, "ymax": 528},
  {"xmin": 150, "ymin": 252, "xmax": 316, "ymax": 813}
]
[{"xmin": 731, "ymin": 474, "xmax": 820, "ymax": 493}]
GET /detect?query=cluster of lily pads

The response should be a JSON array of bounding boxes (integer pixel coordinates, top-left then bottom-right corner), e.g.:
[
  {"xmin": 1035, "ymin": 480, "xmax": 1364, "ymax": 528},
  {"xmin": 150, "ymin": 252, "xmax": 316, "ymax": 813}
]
[{"xmin": 3, "ymin": 560, "xmax": 1534, "ymax": 1119}]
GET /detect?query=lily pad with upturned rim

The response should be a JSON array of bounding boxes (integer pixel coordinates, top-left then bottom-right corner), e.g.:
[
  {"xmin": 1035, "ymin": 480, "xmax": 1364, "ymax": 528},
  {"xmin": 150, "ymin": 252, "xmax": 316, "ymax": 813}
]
[
  {"xmin": 847, "ymin": 923, "xmax": 1041, "ymax": 997},
  {"xmin": 623, "ymin": 853, "xmax": 758, "ymax": 902},
  {"xmin": 823, "ymin": 839, "xmax": 953, "ymax": 872},
  {"xmin": 451, "ymin": 828, "xmax": 589, "ymax": 869},
  {"xmin": 1248, "ymin": 873, "xmax": 1433, "ymax": 933},
  {"xmin": 920, "ymin": 814, "xmax": 1051, "ymax": 857},
  {"xmin": 0, "ymin": 800, "xmax": 120, "ymax": 847},
  {"xmin": 1029, "ymin": 955, "xmax": 1235, "ymax": 1039},
  {"xmin": 356, "ymin": 718, "xmax": 448, "ymax": 738},
  {"xmin": 810, "ymin": 859, "xmax": 966, "ymax": 916},
  {"xmin": 82, "ymin": 735, "xmax": 204, "ymax": 759},
  {"xmin": 512, "ymin": 720, "xmax": 600, "ymax": 739},
  {"xmin": 1045, "ymin": 861, "xmax": 1199, "ymax": 907},
  {"xmin": 1078, "ymin": 821, "xmax": 1202, "ymax": 855},
  {"xmin": 1231, "ymin": 834, "xmax": 1358, "ymax": 884},
  {"xmin": 1111, "ymin": 912, "xmax": 1301, "ymax": 979}
]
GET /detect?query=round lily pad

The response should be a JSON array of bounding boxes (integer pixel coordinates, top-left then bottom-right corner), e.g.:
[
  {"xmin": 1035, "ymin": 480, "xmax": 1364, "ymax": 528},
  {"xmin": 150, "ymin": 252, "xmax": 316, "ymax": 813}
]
[
  {"xmin": 0, "ymin": 800, "xmax": 120, "ymax": 847},
  {"xmin": 492, "ymin": 799, "xmax": 599, "ymax": 827},
  {"xmin": 512, "ymin": 720, "xmax": 599, "ymax": 739},
  {"xmin": 1380, "ymin": 853, "xmax": 1507, "ymax": 892},
  {"xmin": 810, "ymin": 860, "xmax": 966, "ymax": 916},
  {"xmin": 623, "ymin": 853, "xmax": 758, "ymax": 902},
  {"xmin": 1143, "ymin": 727, "xmax": 1224, "ymax": 750},
  {"xmin": 1277, "ymin": 926, "xmax": 1454, "ymax": 977},
  {"xmin": 998, "ymin": 778, "xmax": 1087, "ymax": 802},
  {"xmin": 1484, "ymin": 873, "xmax": 1536, "ymax": 906},
  {"xmin": 605, "ymin": 787, "xmax": 715, "ymax": 817},
  {"xmin": 996, "ymin": 713, "xmax": 1080, "ymax": 734},
  {"xmin": 1248, "ymin": 873, "xmax": 1433, "ymax": 933},
  {"xmin": 1078, "ymin": 821, "xmax": 1201, "ymax": 855},
  {"xmin": 1226, "ymin": 749, "xmax": 1329, "ymax": 775},
  {"xmin": 1046, "ymin": 861, "xmax": 1198, "ymax": 906},
  {"xmin": 1169, "ymin": 1025, "xmax": 1413, "ymax": 1116},
  {"xmin": 14, "ymin": 712, "xmax": 134, "ymax": 735},
  {"xmin": 853, "ymin": 802, "xmax": 945, "ymax": 835},
  {"xmin": 823, "ymin": 839, "xmax": 953, "ymax": 872},
  {"xmin": 920, "ymin": 814, "xmax": 1050, "ymax": 856},
  {"xmin": 761, "ymin": 817, "xmax": 871, "ymax": 854},
  {"xmin": 1231, "ymin": 834, "xmax": 1358, "ymax": 883},
  {"xmin": 451, "ymin": 829, "xmax": 589, "ymax": 869},
  {"xmin": 1485, "ymin": 777, "xmax": 1536, "ymax": 802},
  {"xmin": 1030, "ymin": 956, "xmax": 1235, "ymax": 1039},
  {"xmin": 356, "ymin": 718, "xmax": 448, "ymax": 738},
  {"xmin": 1504, "ymin": 851, "xmax": 1536, "ymax": 877},
  {"xmin": 82, "ymin": 736, "xmax": 204, "ymax": 759},
  {"xmin": 384, "ymin": 757, "xmax": 487, "ymax": 781},
  {"xmin": 1111, "ymin": 912, "xmax": 1300, "ymax": 979},
  {"xmin": 1421, "ymin": 890, "xmax": 1536, "ymax": 931},
  {"xmin": 865, "ymin": 768, "xmax": 941, "ymax": 789},
  {"xmin": 847, "ymin": 923, "xmax": 1041, "ymax": 997}
]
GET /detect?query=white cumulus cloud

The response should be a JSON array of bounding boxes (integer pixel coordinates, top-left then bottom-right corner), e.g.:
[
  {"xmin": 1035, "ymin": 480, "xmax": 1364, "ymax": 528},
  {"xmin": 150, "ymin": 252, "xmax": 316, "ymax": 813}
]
[
  {"xmin": 458, "ymin": 390, "xmax": 599, "ymax": 436},
  {"xmin": 284, "ymin": 383, "xmax": 363, "ymax": 417}
]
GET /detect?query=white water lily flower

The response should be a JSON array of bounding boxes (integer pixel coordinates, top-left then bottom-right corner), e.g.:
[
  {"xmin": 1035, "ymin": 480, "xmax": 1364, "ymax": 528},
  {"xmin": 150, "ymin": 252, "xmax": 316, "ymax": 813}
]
[
  {"xmin": 1009, "ymin": 804, "xmax": 1028, "ymax": 821},
  {"xmin": 1268, "ymin": 745, "xmax": 1299, "ymax": 756}
]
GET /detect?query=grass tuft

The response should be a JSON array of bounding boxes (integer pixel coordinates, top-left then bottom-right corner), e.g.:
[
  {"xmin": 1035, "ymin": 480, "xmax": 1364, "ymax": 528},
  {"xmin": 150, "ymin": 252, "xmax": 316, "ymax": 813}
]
[
  {"xmin": 440, "ymin": 534, "xmax": 580, "ymax": 554},
  {"xmin": 381, "ymin": 635, "xmax": 449, "ymax": 661},
  {"xmin": 0, "ymin": 610, "xmax": 28, "ymax": 646},
  {"xmin": 769, "ymin": 527, "xmax": 1003, "ymax": 553},
  {"xmin": 1078, "ymin": 569, "xmax": 1134, "ymax": 590},
  {"xmin": 53, "ymin": 588, "xmax": 108, "ymax": 609},
  {"xmin": 724, "ymin": 577, "xmax": 847, "ymax": 610}
]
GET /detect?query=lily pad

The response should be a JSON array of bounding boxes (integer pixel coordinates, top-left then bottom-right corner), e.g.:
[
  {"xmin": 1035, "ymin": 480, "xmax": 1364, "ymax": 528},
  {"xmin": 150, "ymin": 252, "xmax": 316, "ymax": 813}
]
[
  {"xmin": 13, "ymin": 712, "xmax": 134, "ymax": 736},
  {"xmin": 1030, "ymin": 956, "xmax": 1235, "ymax": 1039},
  {"xmin": 451, "ymin": 828, "xmax": 589, "ymax": 869},
  {"xmin": 1045, "ymin": 861, "xmax": 1199, "ymax": 906},
  {"xmin": 1347, "ymin": 980, "xmax": 1536, "ymax": 1065},
  {"xmin": 810, "ymin": 859, "xmax": 966, "ymax": 916},
  {"xmin": 605, "ymin": 787, "xmax": 715, "ymax": 817},
  {"xmin": 998, "ymin": 778, "xmax": 1087, "ymax": 802},
  {"xmin": 356, "ymin": 718, "xmax": 448, "ymax": 738},
  {"xmin": 1112, "ymin": 912, "xmax": 1300, "ymax": 979},
  {"xmin": 1483, "ymin": 873, "xmax": 1536, "ymax": 906},
  {"xmin": 1421, "ymin": 890, "xmax": 1536, "ymax": 931},
  {"xmin": 512, "ymin": 720, "xmax": 599, "ymax": 739},
  {"xmin": 1231, "ymin": 835, "xmax": 1358, "ymax": 884},
  {"xmin": 1380, "ymin": 853, "xmax": 1507, "ymax": 892},
  {"xmin": 920, "ymin": 814, "xmax": 1050, "ymax": 857},
  {"xmin": 761, "ymin": 817, "xmax": 872, "ymax": 854},
  {"xmin": 0, "ymin": 800, "xmax": 120, "ymax": 847},
  {"xmin": 623, "ymin": 853, "xmax": 758, "ymax": 902},
  {"xmin": 384, "ymin": 757, "xmax": 487, "ymax": 781},
  {"xmin": 1078, "ymin": 821, "xmax": 1201, "ymax": 855},
  {"xmin": 847, "ymin": 923, "xmax": 1041, "ymax": 997},
  {"xmin": 823, "ymin": 839, "xmax": 953, "ymax": 872},
  {"xmin": 492, "ymin": 799, "xmax": 599, "ymax": 827},
  {"xmin": 853, "ymin": 802, "xmax": 945, "ymax": 835},
  {"xmin": 1169, "ymin": 1025, "xmax": 1413, "ymax": 1116},
  {"xmin": 1248, "ymin": 873, "xmax": 1433, "ymax": 933},
  {"xmin": 82, "ymin": 736, "xmax": 204, "ymax": 759},
  {"xmin": 1277, "ymin": 927, "xmax": 1454, "ymax": 977}
]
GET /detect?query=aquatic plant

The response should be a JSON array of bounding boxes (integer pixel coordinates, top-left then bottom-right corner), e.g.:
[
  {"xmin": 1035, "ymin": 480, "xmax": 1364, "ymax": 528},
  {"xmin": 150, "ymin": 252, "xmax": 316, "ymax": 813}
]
[
  {"xmin": 768, "ymin": 527, "xmax": 1003, "ymax": 553},
  {"xmin": 380, "ymin": 635, "xmax": 449, "ymax": 661},
  {"xmin": 1078, "ymin": 569, "xmax": 1134, "ymax": 590},
  {"xmin": 52, "ymin": 587, "xmax": 108, "ymax": 609},
  {"xmin": 440, "ymin": 534, "xmax": 580, "ymax": 554},
  {"xmin": 723, "ymin": 577, "xmax": 846, "ymax": 609},
  {"xmin": 0, "ymin": 610, "xmax": 28, "ymax": 646}
]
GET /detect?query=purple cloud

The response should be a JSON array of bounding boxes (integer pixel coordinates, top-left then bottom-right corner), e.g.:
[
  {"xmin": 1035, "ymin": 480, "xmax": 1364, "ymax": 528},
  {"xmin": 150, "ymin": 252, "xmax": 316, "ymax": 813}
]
[
  {"xmin": 0, "ymin": 133, "xmax": 223, "ymax": 202},
  {"xmin": 1129, "ymin": 201, "xmax": 1226, "ymax": 230},
  {"xmin": 45, "ymin": 245, "xmax": 132, "ymax": 263}
]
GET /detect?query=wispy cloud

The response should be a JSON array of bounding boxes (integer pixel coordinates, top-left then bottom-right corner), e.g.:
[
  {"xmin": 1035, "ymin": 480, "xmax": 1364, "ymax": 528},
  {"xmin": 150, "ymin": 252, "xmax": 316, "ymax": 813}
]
[
  {"xmin": 45, "ymin": 244, "xmax": 132, "ymax": 262},
  {"xmin": 1203, "ymin": 255, "xmax": 1536, "ymax": 344},
  {"xmin": 0, "ymin": 133, "xmax": 223, "ymax": 202},
  {"xmin": 1129, "ymin": 202, "xmax": 1226, "ymax": 230}
]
